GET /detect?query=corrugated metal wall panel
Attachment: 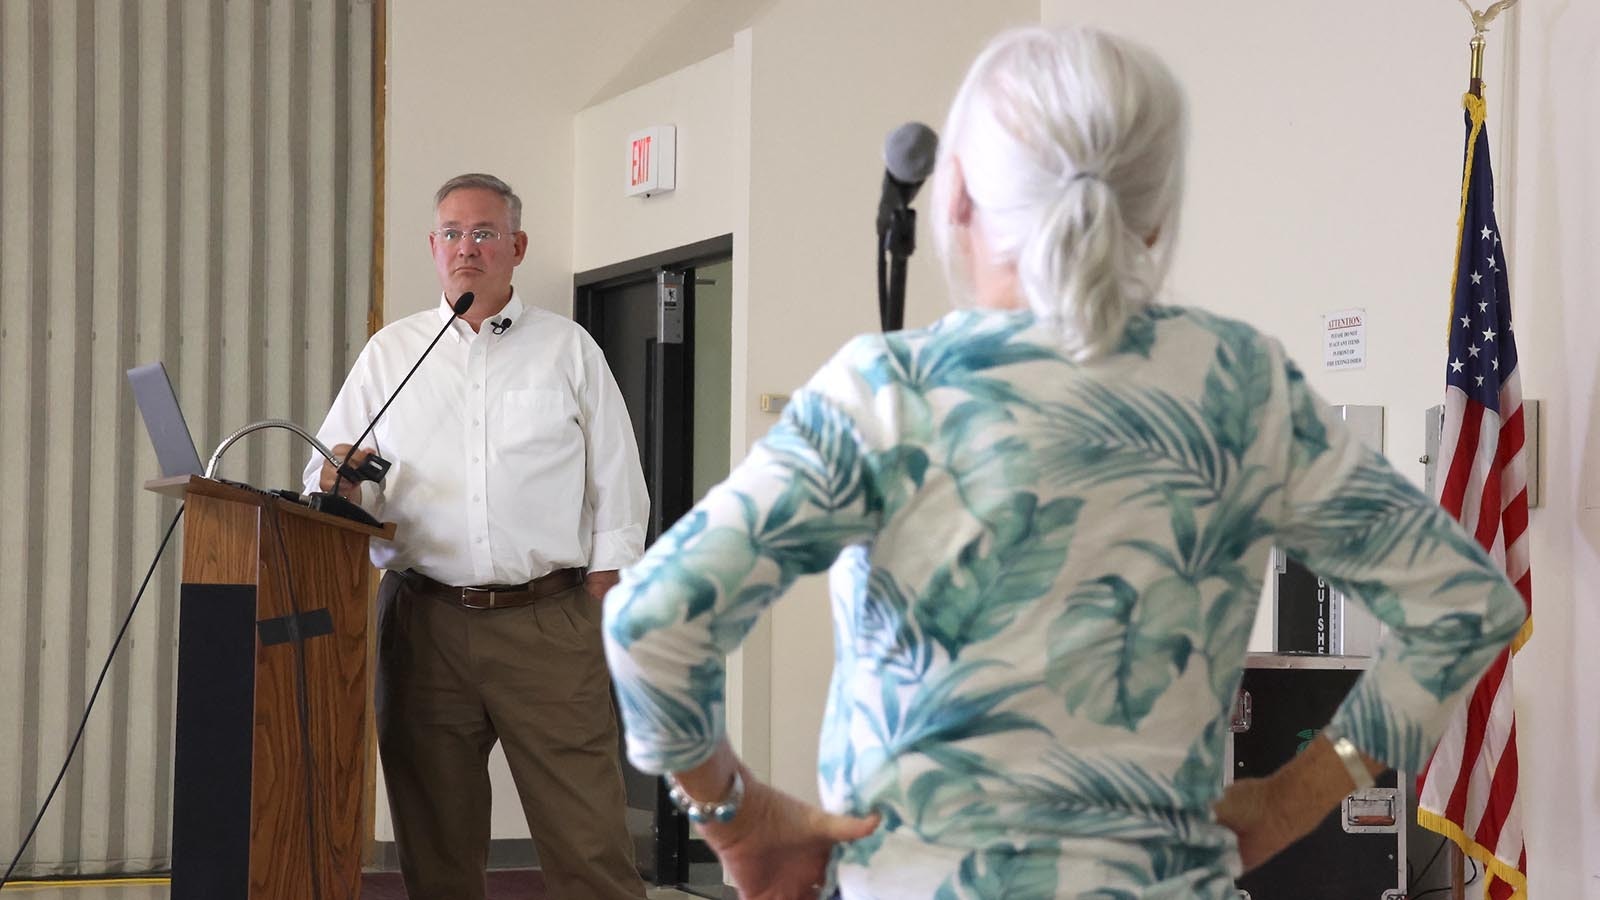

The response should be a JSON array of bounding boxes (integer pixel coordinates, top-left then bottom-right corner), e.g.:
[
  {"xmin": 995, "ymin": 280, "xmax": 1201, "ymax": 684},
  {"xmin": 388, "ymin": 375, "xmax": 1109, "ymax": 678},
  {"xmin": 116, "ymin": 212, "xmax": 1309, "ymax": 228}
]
[{"xmin": 0, "ymin": 0, "xmax": 377, "ymax": 876}]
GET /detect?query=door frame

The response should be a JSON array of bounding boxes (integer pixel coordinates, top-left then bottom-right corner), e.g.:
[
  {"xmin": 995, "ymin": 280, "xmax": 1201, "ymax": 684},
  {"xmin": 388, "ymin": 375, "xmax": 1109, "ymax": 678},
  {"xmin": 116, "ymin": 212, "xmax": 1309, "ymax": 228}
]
[
  {"xmin": 573, "ymin": 234, "xmax": 733, "ymax": 298},
  {"xmin": 572, "ymin": 234, "xmax": 733, "ymax": 894}
]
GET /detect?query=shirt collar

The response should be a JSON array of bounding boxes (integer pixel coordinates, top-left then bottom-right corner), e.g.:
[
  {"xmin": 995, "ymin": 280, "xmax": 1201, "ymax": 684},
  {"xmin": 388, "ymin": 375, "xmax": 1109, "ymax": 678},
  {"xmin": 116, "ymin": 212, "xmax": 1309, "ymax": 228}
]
[{"xmin": 436, "ymin": 290, "xmax": 525, "ymax": 341}]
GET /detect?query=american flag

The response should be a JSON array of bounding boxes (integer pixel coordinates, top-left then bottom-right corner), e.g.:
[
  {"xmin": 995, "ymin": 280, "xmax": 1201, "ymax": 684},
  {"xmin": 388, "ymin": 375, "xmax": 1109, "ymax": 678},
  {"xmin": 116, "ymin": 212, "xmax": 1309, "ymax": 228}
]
[{"xmin": 1416, "ymin": 92, "xmax": 1533, "ymax": 900}]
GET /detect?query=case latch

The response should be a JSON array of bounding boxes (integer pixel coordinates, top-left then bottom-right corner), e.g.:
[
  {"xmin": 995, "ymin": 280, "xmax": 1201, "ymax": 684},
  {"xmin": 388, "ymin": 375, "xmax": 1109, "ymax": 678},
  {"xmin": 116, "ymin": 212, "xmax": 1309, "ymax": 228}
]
[
  {"xmin": 1229, "ymin": 688, "xmax": 1252, "ymax": 733},
  {"xmin": 1341, "ymin": 787, "xmax": 1400, "ymax": 833}
]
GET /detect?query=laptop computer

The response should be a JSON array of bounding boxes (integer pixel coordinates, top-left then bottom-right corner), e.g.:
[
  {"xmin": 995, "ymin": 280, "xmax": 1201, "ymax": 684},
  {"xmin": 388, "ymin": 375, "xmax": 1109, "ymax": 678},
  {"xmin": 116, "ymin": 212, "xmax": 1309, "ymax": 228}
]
[{"xmin": 127, "ymin": 361, "xmax": 205, "ymax": 479}]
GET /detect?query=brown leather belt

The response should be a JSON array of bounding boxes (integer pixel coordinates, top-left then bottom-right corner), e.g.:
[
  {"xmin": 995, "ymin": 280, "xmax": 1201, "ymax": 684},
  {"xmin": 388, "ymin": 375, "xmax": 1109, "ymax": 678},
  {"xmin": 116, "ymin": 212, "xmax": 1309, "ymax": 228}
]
[{"xmin": 400, "ymin": 567, "xmax": 583, "ymax": 611}]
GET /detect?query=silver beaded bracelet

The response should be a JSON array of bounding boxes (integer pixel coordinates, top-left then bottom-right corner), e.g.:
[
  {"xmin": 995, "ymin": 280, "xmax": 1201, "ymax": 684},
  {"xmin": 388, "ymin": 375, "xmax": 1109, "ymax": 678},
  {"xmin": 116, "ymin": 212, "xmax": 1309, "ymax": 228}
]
[{"xmin": 666, "ymin": 769, "xmax": 745, "ymax": 824}]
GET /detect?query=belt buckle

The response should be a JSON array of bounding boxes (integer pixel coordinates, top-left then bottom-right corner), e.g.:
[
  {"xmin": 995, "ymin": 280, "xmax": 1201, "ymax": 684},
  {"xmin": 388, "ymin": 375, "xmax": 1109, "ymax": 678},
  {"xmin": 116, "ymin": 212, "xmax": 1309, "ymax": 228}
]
[{"xmin": 461, "ymin": 586, "xmax": 497, "ymax": 610}]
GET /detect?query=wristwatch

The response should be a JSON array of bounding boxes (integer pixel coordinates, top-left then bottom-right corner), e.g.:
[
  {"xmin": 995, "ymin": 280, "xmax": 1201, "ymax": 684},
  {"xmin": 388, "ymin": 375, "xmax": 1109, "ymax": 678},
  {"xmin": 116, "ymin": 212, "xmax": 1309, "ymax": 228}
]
[
  {"xmin": 666, "ymin": 769, "xmax": 745, "ymax": 824},
  {"xmin": 1321, "ymin": 723, "xmax": 1376, "ymax": 790}
]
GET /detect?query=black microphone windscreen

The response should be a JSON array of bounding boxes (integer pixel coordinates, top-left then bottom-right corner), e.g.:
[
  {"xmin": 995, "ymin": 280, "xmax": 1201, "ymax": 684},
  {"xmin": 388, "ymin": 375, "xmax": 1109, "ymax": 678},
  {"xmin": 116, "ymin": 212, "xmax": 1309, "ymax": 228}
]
[
  {"xmin": 452, "ymin": 292, "xmax": 475, "ymax": 315},
  {"xmin": 884, "ymin": 122, "xmax": 938, "ymax": 185}
]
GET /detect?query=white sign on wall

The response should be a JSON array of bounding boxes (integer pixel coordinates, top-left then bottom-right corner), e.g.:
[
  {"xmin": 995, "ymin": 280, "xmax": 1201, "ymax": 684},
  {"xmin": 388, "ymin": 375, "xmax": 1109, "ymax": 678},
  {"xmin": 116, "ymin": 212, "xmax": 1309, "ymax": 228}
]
[
  {"xmin": 1323, "ymin": 307, "xmax": 1367, "ymax": 371},
  {"xmin": 625, "ymin": 125, "xmax": 677, "ymax": 197}
]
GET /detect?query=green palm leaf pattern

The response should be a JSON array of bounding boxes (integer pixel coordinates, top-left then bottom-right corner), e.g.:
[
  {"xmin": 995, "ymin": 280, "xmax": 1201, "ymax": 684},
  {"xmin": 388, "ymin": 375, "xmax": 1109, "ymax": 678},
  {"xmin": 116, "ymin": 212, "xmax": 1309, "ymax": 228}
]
[
  {"xmin": 1395, "ymin": 597, "xmax": 1524, "ymax": 700},
  {"xmin": 1037, "ymin": 381, "xmax": 1230, "ymax": 503},
  {"xmin": 919, "ymin": 495, "xmax": 1084, "ymax": 659},
  {"xmin": 1194, "ymin": 311, "xmax": 1273, "ymax": 461},
  {"xmin": 1284, "ymin": 358, "xmax": 1330, "ymax": 467},
  {"xmin": 1333, "ymin": 682, "xmax": 1431, "ymax": 772},
  {"xmin": 933, "ymin": 842, "xmax": 1062, "ymax": 900},
  {"xmin": 611, "ymin": 675, "xmax": 717, "ymax": 772},
  {"xmin": 1200, "ymin": 587, "xmax": 1256, "ymax": 704},
  {"xmin": 1047, "ymin": 575, "xmax": 1198, "ymax": 730},
  {"xmin": 605, "ymin": 510, "xmax": 759, "ymax": 647},
  {"xmin": 863, "ymin": 312, "xmax": 1060, "ymax": 405},
  {"xmin": 1280, "ymin": 460, "xmax": 1488, "ymax": 579},
  {"xmin": 1093, "ymin": 840, "xmax": 1233, "ymax": 899},
  {"xmin": 864, "ymin": 444, "xmax": 931, "ymax": 522},
  {"xmin": 606, "ymin": 305, "xmax": 1527, "ymax": 899},
  {"xmin": 862, "ymin": 659, "xmax": 1047, "ymax": 760},
  {"xmin": 854, "ymin": 562, "xmax": 932, "ymax": 679},
  {"xmin": 1004, "ymin": 749, "xmax": 1203, "ymax": 842}
]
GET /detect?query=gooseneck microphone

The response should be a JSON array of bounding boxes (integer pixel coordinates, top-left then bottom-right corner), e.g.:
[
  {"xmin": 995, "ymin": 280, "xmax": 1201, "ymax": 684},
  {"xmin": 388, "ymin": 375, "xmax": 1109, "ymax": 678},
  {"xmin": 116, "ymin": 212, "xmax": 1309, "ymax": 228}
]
[
  {"xmin": 877, "ymin": 122, "xmax": 938, "ymax": 332},
  {"xmin": 311, "ymin": 291, "xmax": 476, "ymax": 524}
]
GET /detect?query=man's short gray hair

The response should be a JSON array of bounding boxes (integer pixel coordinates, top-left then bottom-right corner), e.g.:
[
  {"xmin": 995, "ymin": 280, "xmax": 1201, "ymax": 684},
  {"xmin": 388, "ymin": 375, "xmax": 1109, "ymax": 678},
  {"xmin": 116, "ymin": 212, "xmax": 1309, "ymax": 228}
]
[{"xmin": 434, "ymin": 173, "xmax": 523, "ymax": 232}]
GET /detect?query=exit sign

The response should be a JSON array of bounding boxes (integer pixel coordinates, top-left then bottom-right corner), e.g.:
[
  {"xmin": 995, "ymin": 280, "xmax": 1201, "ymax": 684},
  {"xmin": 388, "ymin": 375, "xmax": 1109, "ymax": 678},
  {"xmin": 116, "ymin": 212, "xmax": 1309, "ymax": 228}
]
[{"xmin": 625, "ymin": 125, "xmax": 676, "ymax": 197}]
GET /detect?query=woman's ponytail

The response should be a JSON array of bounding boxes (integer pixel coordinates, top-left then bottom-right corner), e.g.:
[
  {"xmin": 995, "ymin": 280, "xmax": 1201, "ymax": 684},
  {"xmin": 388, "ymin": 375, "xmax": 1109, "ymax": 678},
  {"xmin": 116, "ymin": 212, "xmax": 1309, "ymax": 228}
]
[{"xmin": 930, "ymin": 26, "xmax": 1186, "ymax": 362}]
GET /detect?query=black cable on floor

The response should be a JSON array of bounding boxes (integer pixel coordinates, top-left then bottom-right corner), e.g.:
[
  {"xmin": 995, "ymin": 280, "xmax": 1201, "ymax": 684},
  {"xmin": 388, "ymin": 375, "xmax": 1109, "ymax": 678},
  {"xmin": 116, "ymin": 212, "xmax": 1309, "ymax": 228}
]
[{"xmin": 0, "ymin": 504, "xmax": 186, "ymax": 890}]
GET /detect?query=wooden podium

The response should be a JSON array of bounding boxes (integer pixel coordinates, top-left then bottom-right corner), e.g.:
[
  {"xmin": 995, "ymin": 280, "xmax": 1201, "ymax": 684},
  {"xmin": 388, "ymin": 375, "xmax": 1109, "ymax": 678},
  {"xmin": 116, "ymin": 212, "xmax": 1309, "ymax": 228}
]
[{"xmin": 149, "ymin": 476, "xmax": 395, "ymax": 900}]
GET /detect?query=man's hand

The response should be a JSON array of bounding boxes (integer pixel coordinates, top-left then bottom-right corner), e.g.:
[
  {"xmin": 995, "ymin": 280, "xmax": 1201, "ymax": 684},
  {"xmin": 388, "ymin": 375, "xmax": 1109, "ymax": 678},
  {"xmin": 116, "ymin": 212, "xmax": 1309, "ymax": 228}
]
[
  {"xmin": 585, "ymin": 569, "xmax": 621, "ymax": 603},
  {"xmin": 319, "ymin": 443, "xmax": 375, "ymax": 500}
]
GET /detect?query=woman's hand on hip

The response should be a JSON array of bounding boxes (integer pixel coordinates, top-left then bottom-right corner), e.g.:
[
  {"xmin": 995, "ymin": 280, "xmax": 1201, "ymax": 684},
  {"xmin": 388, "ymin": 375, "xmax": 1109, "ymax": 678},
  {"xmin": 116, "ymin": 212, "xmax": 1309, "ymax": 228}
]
[{"xmin": 700, "ymin": 775, "xmax": 879, "ymax": 900}]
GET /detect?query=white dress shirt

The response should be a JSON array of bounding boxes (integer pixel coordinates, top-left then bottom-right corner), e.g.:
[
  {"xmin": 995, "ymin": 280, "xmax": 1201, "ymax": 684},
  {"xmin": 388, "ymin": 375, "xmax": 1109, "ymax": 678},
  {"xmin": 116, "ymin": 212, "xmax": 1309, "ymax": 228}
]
[{"xmin": 303, "ymin": 291, "xmax": 649, "ymax": 586}]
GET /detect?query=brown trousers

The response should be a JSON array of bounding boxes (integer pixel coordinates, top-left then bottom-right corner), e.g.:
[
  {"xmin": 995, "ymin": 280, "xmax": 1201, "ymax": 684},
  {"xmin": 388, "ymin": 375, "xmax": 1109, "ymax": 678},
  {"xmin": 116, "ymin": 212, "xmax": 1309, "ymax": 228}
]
[{"xmin": 376, "ymin": 571, "xmax": 647, "ymax": 900}]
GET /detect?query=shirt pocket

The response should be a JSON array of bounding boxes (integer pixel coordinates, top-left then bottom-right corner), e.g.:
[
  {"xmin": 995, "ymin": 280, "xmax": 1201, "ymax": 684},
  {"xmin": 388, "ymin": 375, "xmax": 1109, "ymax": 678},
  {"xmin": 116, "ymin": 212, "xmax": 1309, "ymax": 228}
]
[{"xmin": 493, "ymin": 387, "xmax": 576, "ymax": 451}]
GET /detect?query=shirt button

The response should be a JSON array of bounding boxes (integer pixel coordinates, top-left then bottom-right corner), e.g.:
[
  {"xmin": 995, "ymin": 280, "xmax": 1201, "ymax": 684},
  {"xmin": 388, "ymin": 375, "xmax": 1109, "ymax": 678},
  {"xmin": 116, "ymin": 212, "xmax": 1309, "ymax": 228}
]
[
  {"xmin": 472, "ymin": 455, "xmax": 480, "ymax": 463},
  {"xmin": 472, "ymin": 383, "xmax": 481, "ymax": 390},
  {"xmin": 472, "ymin": 494, "xmax": 481, "ymax": 502},
  {"xmin": 475, "ymin": 536, "xmax": 485, "ymax": 545},
  {"xmin": 473, "ymin": 419, "xmax": 481, "ymax": 426}
]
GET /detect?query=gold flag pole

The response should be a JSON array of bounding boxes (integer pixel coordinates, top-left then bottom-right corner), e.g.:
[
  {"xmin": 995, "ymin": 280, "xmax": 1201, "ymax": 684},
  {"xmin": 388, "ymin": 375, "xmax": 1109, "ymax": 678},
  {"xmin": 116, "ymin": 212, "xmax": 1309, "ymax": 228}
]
[
  {"xmin": 1469, "ymin": 32, "xmax": 1487, "ymax": 97},
  {"xmin": 1458, "ymin": 0, "xmax": 1522, "ymax": 96}
]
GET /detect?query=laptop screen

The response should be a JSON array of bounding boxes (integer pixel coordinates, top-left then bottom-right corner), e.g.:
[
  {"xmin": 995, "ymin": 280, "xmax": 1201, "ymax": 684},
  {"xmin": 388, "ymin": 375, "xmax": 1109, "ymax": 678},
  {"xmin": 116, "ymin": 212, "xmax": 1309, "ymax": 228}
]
[{"xmin": 127, "ymin": 362, "xmax": 204, "ymax": 479}]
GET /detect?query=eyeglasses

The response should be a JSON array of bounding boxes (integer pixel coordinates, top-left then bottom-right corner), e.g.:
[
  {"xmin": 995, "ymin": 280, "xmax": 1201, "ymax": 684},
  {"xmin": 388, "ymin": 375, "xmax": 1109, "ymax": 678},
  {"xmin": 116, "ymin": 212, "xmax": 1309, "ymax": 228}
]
[{"xmin": 432, "ymin": 227, "xmax": 509, "ymax": 245}]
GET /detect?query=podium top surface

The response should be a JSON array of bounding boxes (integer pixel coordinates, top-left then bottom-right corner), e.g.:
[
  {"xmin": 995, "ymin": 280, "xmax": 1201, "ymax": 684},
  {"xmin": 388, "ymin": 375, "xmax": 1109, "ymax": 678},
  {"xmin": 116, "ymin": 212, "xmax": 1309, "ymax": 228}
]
[{"xmin": 146, "ymin": 475, "xmax": 398, "ymax": 540}]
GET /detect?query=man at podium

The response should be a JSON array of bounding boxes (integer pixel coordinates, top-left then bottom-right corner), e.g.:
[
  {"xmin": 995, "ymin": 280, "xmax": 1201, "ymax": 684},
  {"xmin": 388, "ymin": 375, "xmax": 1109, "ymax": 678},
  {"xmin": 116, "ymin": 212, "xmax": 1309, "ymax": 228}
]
[{"xmin": 303, "ymin": 173, "xmax": 651, "ymax": 900}]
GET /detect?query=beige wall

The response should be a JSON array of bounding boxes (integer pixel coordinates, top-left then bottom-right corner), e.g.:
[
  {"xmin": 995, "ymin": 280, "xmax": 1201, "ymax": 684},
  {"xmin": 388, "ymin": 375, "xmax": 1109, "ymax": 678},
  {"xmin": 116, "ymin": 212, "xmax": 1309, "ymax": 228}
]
[
  {"xmin": 1499, "ymin": 3, "xmax": 1600, "ymax": 895},
  {"xmin": 1042, "ymin": 1, "xmax": 1600, "ymax": 895},
  {"xmin": 572, "ymin": 48, "xmax": 743, "ymax": 272},
  {"xmin": 386, "ymin": 9, "xmax": 574, "ymax": 318}
]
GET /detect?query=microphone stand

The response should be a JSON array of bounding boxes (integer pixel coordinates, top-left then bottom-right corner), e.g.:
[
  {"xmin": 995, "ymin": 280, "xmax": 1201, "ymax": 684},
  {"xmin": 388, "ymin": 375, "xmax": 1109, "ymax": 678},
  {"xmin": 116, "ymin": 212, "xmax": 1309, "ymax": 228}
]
[{"xmin": 878, "ymin": 202, "xmax": 915, "ymax": 333}]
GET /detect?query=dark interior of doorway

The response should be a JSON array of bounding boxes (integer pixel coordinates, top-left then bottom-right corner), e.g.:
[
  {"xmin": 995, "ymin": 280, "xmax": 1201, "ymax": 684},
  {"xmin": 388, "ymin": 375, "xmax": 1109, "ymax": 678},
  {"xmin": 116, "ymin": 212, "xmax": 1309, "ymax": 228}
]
[{"xmin": 574, "ymin": 233, "xmax": 735, "ymax": 900}]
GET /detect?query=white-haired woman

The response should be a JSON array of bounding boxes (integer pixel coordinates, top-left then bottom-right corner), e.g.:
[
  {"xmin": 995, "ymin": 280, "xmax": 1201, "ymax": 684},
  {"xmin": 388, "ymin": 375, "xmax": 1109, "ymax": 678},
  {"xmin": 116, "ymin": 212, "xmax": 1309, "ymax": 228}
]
[{"xmin": 602, "ymin": 26, "xmax": 1523, "ymax": 899}]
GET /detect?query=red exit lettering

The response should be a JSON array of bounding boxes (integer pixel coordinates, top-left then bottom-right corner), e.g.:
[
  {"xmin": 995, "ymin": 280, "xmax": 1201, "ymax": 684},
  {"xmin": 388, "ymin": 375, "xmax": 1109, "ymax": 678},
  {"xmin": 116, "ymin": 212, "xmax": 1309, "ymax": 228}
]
[{"xmin": 631, "ymin": 136, "xmax": 652, "ymax": 186}]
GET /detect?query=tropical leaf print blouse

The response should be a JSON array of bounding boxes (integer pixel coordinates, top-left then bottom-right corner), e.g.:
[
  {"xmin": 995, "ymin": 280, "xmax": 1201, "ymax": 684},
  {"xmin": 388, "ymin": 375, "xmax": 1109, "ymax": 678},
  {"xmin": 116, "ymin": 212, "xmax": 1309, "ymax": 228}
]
[{"xmin": 602, "ymin": 306, "xmax": 1525, "ymax": 899}]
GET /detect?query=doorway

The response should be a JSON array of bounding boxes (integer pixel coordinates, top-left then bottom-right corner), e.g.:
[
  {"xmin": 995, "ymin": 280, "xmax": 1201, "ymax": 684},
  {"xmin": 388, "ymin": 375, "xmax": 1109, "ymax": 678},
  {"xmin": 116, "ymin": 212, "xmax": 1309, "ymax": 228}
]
[{"xmin": 574, "ymin": 234, "xmax": 734, "ymax": 898}]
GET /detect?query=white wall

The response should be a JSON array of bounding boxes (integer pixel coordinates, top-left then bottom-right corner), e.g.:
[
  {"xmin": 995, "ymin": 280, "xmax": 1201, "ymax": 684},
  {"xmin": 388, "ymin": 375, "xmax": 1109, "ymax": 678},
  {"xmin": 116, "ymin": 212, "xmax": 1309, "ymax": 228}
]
[
  {"xmin": 572, "ymin": 48, "xmax": 743, "ymax": 272},
  {"xmin": 1500, "ymin": 4, "xmax": 1600, "ymax": 896},
  {"xmin": 1040, "ymin": 1, "xmax": 1600, "ymax": 895},
  {"xmin": 386, "ymin": 8, "xmax": 574, "ymax": 318}
]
